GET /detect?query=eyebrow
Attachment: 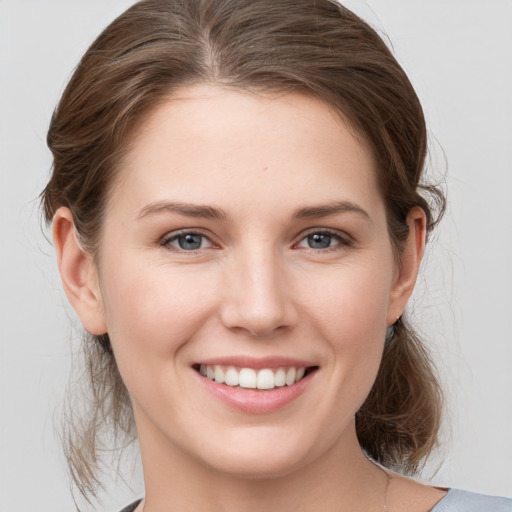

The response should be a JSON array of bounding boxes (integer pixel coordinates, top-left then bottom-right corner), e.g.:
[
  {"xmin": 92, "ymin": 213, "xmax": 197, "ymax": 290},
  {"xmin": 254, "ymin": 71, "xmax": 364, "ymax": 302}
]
[
  {"xmin": 136, "ymin": 199, "xmax": 371, "ymax": 223},
  {"xmin": 136, "ymin": 200, "xmax": 228, "ymax": 221},
  {"xmin": 292, "ymin": 201, "xmax": 372, "ymax": 222}
]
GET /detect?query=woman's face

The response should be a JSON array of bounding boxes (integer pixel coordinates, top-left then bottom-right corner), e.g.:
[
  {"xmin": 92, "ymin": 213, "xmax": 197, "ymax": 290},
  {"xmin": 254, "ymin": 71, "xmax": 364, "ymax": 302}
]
[{"xmin": 73, "ymin": 85, "xmax": 421, "ymax": 477}]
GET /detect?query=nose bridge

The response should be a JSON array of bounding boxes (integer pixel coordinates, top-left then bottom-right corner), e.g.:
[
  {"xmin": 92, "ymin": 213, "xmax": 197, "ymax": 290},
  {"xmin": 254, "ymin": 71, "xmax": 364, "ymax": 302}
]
[{"xmin": 220, "ymin": 243, "xmax": 294, "ymax": 336}]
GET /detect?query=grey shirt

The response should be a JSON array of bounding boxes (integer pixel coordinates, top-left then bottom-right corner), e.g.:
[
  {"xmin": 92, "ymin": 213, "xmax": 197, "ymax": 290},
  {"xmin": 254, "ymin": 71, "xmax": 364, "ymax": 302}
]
[
  {"xmin": 430, "ymin": 489, "xmax": 512, "ymax": 511},
  {"xmin": 119, "ymin": 489, "xmax": 512, "ymax": 512}
]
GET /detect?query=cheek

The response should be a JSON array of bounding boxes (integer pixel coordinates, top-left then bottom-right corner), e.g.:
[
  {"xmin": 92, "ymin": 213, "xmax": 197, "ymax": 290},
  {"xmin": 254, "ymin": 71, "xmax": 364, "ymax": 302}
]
[
  {"xmin": 99, "ymin": 255, "xmax": 216, "ymax": 360},
  {"xmin": 295, "ymin": 258, "xmax": 392, "ymax": 396},
  {"xmin": 298, "ymin": 258, "xmax": 393, "ymax": 339},
  {"xmin": 97, "ymin": 258, "xmax": 220, "ymax": 416}
]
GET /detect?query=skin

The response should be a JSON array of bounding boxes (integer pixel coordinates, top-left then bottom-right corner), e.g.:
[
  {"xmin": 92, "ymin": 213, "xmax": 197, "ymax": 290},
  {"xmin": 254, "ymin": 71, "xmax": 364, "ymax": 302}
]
[{"xmin": 53, "ymin": 85, "xmax": 446, "ymax": 511}]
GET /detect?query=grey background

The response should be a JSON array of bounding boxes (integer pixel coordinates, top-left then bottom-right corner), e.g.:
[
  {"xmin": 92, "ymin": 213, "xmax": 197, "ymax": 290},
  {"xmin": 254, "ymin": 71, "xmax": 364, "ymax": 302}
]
[{"xmin": 1, "ymin": 0, "xmax": 511, "ymax": 510}]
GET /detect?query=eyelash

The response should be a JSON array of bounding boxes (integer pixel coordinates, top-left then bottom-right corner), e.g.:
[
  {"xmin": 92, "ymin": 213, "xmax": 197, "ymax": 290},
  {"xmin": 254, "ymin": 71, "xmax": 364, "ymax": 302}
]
[
  {"xmin": 160, "ymin": 229, "xmax": 215, "ymax": 253},
  {"xmin": 295, "ymin": 228, "xmax": 352, "ymax": 252},
  {"xmin": 159, "ymin": 228, "xmax": 352, "ymax": 254}
]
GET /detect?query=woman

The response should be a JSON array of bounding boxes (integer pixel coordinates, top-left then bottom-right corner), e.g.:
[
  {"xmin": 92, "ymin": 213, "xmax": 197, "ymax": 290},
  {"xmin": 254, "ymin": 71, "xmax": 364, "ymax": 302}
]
[{"xmin": 41, "ymin": 0, "xmax": 512, "ymax": 511}]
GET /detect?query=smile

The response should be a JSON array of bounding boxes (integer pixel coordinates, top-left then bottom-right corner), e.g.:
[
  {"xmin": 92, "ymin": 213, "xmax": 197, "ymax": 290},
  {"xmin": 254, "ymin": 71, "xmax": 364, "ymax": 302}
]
[{"xmin": 195, "ymin": 364, "xmax": 315, "ymax": 390}]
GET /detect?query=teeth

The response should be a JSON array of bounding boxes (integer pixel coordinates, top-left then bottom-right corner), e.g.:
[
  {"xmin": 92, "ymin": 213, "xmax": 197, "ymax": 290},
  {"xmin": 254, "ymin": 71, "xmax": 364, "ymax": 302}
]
[
  {"xmin": 199, "ymin": 365, "xmax": 310, "ymax": 390},
  {"xmin": 275, "ymin": 368, "xmax": 286, "ymax": 387},
  {"xmin": 214, "ymin": 366, "xmax": 225, "ymax": 384},
  {"xmin": 257, "ymin": 369, "xmax": 275, "ymax": 390},
  {"xmin": 224, "ymin": 366, "xmax": 239, "ymax": 386},
  {"xmin": 285, "ymin": 367, "xmax": 296, "ymax": 386},
  {"xmin": 239, "ymin": 368, "xmax": 257, "ymax": 388}
]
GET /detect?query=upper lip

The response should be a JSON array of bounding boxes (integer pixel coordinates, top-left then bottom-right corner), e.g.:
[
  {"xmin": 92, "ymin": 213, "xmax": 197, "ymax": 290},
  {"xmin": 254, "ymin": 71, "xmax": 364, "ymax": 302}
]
[{"xmin": 194, "ymin": 356, "xmax": 317, "ymax": 369}]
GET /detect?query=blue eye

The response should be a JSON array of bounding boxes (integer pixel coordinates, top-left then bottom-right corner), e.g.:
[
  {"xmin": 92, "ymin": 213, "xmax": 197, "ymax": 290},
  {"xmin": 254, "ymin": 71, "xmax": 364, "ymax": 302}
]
[
  {"xmin": 164, "ymin": 232, "xmax": 212, "ymax": 251},
  {"xmin": 298, "ymin": 231, "xmax": 345, "ymax": 250}
]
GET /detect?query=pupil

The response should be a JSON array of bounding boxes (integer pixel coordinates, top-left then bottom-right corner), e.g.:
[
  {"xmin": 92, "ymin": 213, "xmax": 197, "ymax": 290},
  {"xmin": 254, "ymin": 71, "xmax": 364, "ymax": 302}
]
[
  {"xmin": 179, "ymin": 234, "xmax": 202, "ymax": 250},
  {"xmin": 309, "ymin": 233, "xmax": 331, "ymax": 249}
]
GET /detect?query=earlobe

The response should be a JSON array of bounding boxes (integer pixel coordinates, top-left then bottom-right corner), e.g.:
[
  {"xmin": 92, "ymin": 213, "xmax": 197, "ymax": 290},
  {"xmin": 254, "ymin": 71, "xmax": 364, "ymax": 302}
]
[
  {"xmin": 387, "ymin": 207, "xmax": 427, "ymax": 325},
  {"xmin": 52, "ymin": 207, "xmax": 107, "ymax": 335}
]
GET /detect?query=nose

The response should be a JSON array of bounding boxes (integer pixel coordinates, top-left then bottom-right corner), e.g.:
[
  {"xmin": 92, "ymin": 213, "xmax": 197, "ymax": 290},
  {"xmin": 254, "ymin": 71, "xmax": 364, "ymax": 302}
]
[{"xmin": 219, "ymin": 248, "xmax": 297, "ymax": 337}]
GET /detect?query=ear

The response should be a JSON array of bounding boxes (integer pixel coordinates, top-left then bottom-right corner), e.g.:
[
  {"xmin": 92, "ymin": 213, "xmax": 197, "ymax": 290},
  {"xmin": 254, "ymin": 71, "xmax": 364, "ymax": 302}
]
[
  {"xmin": 387, "ymin": 206, "xmax": 427, "ymax": 325},
  {"xmin": 52, "ymin": 207, "xmax": 107, "ymax": 335}
]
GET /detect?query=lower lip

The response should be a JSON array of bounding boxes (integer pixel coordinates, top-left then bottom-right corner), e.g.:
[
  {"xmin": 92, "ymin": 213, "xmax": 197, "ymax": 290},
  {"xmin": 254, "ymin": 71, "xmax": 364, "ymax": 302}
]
[{"xmin": 195, "ymin": 370, "xmax": 315, "ymax": 414}]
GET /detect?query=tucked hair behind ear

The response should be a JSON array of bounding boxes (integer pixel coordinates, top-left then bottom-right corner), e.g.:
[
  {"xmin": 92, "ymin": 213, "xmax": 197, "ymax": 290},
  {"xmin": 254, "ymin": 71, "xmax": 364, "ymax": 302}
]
[{"xmin": 42, "ymin": 0, "xmax": 445, "ymax": 503}]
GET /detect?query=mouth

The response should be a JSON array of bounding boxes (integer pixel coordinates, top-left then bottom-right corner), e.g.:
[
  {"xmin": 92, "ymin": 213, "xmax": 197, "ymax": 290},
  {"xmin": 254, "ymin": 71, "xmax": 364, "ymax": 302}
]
[{"xmin": 192, "ymin": 364, "xmax": 319, "ymax": 391}]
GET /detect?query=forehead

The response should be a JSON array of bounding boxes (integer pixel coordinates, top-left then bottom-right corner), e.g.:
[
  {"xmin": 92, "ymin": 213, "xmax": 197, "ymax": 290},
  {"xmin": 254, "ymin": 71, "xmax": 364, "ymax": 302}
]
[{"xmin": 111, "ymin": 84, "xmax": 382, "ymax": 219}]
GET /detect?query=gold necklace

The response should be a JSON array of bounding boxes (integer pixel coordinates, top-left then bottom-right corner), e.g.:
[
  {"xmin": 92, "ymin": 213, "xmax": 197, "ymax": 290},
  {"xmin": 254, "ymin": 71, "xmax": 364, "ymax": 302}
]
[
  {"xmin": 367, "ymin": 457, "xmax": 392, "ymax": 511},
  {"xmin": 383, "ymin": 469, "xmax": 391, "ymax": 511}
]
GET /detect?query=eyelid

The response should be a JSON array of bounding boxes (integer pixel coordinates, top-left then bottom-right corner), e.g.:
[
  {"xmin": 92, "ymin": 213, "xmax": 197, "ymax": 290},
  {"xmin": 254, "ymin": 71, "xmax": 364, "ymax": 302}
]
[
  {"xmin": 158, "ymin": 227, "xmax": 352, "ymax": 252},
  {"xmin": 160, "ymin": 228, "xmax": 217, "ymax": 251},
  {"xmin": 294, "ymin": 227, "xmax": 353, "ymax": 250}
]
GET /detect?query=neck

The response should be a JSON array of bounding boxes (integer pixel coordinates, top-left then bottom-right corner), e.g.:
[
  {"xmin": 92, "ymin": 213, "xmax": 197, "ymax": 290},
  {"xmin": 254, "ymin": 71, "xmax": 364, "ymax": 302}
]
[{"xmin": 137, "ymin": 416, "xmax": 388, "ymax": 512}]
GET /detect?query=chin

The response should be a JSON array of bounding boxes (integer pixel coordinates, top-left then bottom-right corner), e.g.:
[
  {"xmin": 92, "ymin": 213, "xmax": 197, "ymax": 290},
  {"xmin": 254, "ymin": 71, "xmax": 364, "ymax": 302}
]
[
  {"xmin": 194, "ymin": 426, "xmax": 325, "ymax": 480},
  {"xmin": 206, "ymin": 451, "xmax": 308, "ymax": 480}
]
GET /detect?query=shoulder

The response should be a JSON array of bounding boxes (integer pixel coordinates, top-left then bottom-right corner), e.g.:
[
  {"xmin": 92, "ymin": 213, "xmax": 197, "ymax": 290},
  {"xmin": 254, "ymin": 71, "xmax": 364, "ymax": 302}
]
[{"xmin": 430, "ymin": 489, "xmax": 512, "ymax": 512}]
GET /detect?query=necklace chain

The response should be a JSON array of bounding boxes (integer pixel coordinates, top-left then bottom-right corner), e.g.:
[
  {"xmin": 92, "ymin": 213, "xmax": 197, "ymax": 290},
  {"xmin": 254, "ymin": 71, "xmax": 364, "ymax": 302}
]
[
  {"xmin": 368, "ymin": 458, "xmax": 392, "ymax": 512},
  {"xmin": 383, "ymin": 469, "xmax": 391, "ymax": 511}
]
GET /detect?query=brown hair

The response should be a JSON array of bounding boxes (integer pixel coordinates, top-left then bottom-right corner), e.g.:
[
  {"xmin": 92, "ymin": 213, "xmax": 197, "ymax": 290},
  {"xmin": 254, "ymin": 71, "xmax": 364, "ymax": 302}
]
[{"xmin": 41, "ymin": 0, "xmax": 445, "ymax": 502}]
